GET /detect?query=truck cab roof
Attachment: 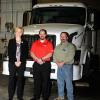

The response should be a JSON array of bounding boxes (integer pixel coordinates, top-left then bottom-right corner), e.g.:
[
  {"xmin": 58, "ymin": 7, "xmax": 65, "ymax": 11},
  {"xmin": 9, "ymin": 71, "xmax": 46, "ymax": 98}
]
[{"xmin": 33, "ymin": 2, "xmax": 86, "ymax": 9}]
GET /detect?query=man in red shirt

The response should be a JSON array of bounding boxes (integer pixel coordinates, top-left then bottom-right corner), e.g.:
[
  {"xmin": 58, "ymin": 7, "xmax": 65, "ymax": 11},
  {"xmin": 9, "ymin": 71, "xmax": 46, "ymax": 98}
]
[{"xmin": 30, "ymin": 29, "xmax": 53, "ymax": 100}]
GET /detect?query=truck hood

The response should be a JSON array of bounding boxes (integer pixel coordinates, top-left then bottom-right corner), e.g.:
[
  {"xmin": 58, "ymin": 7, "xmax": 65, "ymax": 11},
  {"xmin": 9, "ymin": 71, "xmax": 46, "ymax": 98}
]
[{"xmin": 23, "ymin": 23, "xmax": 84, "ymax": 35}]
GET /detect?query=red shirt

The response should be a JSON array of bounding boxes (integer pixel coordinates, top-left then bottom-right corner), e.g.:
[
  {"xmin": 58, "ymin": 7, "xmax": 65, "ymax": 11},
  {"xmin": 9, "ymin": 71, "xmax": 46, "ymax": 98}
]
[{"xmin": 30, "ymin": 39, "xmax": 53, "ymax": 61}]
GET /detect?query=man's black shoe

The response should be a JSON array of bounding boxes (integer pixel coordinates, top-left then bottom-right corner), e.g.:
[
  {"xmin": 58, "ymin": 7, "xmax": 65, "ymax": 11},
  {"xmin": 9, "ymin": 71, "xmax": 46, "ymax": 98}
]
[
  {"xmin": 30, "ymin": 98, "xmax": 36, "ymax": 100},
  {"xmin": 43, "ymin": 98, "xmax": 49, "ymax": 100}
]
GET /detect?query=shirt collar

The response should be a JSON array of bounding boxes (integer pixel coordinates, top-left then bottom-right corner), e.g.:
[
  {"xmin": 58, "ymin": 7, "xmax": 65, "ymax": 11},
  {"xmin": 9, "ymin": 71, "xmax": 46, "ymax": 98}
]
[
  {"xmin": 60, "ymin": 41, "xmax": 68, "ymax": 45},
  {"xmin": 39, "ymin": 39, "xmax": 48, "ymax": 43}
]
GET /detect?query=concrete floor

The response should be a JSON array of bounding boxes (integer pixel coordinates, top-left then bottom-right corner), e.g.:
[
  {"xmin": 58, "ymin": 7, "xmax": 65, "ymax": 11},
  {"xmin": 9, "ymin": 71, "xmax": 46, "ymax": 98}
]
[{"xmin": 0, "ymin": 63, "xmax": 100, "ymax": 100}]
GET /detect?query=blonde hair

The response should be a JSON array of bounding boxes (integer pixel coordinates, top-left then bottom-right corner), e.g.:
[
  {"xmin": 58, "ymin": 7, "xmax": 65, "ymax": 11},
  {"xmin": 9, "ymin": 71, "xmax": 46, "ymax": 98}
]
[{"xmin": 15, "ymin": 26, "xmax": 24, "ymax": 33}]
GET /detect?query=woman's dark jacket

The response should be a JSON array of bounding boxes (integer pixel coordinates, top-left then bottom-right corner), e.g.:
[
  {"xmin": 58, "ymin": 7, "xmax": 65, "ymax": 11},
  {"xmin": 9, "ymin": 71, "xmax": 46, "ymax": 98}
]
[{"xmin": 8, "ymin": 38, "xmax": 28, "ymax": 63}]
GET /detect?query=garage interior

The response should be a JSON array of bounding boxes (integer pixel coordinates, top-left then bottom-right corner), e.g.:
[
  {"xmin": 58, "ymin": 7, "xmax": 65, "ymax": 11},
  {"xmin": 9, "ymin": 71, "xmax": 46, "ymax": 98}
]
[{"xmin": 0, "ymin": 0, "xmax": 100, "ymax": 100}]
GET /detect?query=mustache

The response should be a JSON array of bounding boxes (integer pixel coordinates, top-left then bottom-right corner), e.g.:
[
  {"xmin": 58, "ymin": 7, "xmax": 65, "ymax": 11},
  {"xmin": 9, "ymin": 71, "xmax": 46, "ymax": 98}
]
[{"xmin": 61, "ymin": 39, "xmax": 66, "ymax": 40}]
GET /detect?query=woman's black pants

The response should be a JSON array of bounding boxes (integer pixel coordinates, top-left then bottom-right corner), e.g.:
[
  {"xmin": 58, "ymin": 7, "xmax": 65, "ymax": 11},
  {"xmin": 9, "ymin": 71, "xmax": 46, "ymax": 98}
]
[{"xmin": 8, "ymin": 62, "xmax": 26, "ymax": 100}]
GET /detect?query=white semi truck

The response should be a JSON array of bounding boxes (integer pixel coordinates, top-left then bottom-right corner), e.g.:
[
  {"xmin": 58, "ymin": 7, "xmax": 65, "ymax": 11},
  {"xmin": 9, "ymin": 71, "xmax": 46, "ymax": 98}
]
[{"xmin": 2, "ymin": 2, "xmax": 97, "ymax": 81}]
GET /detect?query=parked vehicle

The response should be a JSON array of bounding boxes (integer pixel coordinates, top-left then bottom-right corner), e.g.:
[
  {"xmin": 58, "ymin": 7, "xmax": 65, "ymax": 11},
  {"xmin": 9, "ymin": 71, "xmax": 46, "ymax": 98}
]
[{"xmin": 2, "ymin": 2, "xmax": 98, "ymax": 81}]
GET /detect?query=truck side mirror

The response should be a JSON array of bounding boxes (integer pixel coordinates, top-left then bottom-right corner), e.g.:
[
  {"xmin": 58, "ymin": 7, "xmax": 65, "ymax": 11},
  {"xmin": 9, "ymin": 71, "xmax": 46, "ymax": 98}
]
[
  {"xmin": 87, "ymin": 8, "xmax": 100, "ymax": 30},
  {"xmin": 23, "ymin": 11, "xmax": 32, "ymax": 26},
  {"xmin": 90, "ymin": 13, "xmax": 94, "ymax": 24}
]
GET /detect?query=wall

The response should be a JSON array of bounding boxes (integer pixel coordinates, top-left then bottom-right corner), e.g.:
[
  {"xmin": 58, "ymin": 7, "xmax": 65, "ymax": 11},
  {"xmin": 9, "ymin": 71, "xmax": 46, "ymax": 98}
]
[
  {"xmin": 1, "ymin": 0, "xmax": 32, "ymax": 32},
  {"xmin": 0, "ymin": 0, "xmax": 32, "ymax": 54}
]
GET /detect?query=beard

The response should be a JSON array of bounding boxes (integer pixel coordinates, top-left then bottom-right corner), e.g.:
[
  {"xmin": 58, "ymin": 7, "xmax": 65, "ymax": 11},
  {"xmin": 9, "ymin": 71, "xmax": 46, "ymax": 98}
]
[
  {"xmin": 40, "ymin": 38, "xmax": 45, "ymax": 40},
  {"xmin": 40, "ymin": 36, "xmax": 46, "ymax": 40},
  {"xmin": 61, "ymin": 39, "xmax": 66, "ymax": 43}
]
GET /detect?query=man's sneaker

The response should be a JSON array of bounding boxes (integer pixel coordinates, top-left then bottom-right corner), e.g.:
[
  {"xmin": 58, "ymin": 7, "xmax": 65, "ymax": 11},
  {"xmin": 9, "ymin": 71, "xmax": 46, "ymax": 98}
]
[{"xmin": 54, "ymin": 97, "xmax": 64, "ymax": 100}]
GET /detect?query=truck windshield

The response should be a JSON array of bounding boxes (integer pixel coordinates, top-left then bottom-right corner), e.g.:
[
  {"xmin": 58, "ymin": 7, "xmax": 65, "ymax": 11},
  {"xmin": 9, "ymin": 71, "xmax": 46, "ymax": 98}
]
[{"xmin": 30, "ymin": 7, "xmax": 86, "ymax": 25}]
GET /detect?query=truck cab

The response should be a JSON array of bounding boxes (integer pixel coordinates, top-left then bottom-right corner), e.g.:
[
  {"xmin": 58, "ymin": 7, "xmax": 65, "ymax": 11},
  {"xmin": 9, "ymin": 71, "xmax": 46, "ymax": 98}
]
[{"xmin": 2, "ymin": 2, "xmax": 97, "ymax": 81}]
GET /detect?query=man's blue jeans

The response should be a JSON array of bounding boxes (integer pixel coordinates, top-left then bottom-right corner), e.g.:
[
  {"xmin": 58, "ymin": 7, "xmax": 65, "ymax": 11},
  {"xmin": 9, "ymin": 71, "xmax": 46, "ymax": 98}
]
[{"xmin": 57, "ymin": 64, "xmax": 74, "ymax": 100}]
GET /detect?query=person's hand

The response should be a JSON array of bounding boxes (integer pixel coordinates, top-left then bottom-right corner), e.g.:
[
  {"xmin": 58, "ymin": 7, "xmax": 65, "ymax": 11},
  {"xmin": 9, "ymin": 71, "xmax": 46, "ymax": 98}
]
[
  {"xmin": 15, "ymin": 61, "xmax": 21, "ymax": 67},
  {"xmin": 37, "ymin": 58, "xmax": 44, "ymax": 65},
  {"xmin": 57, "ymin": 62, "xmax": 64, "ymax": 68}
]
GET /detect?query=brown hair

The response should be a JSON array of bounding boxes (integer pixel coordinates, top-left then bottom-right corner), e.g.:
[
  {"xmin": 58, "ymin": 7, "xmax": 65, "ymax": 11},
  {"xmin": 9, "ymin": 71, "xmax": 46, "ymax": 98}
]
[
  {"xmin": 39, "ymin": 29, "xmax": 47, "ymax": 34},
  {"xmin": 60, "ymin": 32, "xmax": 69, "ymax": 39}
]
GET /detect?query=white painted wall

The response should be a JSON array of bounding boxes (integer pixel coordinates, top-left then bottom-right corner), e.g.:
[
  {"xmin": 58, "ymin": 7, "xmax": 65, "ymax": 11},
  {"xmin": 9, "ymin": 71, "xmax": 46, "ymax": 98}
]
[
  {"xmin": 1, "ymin": 0, "xmax": 32, "ymax": 32},
  {"xmin": 0, "ymin": 0, "xmax": 32, "ymax": 54}
]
